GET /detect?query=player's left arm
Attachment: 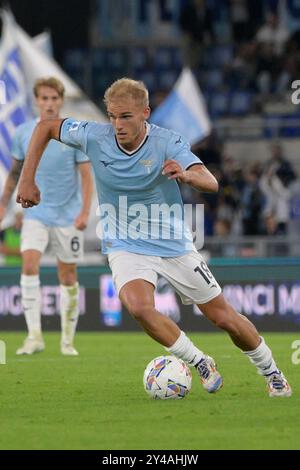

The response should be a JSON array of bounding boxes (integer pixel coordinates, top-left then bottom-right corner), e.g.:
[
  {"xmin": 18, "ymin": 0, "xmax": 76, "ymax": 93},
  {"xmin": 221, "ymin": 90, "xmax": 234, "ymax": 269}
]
[
  {"xmin": 162, "ymin": 160, "xmax": 218, "ymax": 193},
  {"xmin": 74, "ymin": 162, "xmax": 93, "ymax": 231}
]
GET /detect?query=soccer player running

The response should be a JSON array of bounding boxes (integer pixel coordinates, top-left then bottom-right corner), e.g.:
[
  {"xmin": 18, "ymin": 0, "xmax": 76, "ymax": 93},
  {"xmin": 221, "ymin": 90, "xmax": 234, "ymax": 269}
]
[
  {"xmin": 16, "ymin": 78, "xmax": 291, "ymax": 396},
  {"xmin": 0, "ymin": 77, "xmax": 93, "ymax": 356}
]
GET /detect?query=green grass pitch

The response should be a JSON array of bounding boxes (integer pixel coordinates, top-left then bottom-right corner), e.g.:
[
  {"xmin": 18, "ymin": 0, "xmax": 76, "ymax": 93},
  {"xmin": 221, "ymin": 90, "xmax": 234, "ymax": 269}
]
[{"xmin": 0, "ymin": 331, "xmax": 299, "ymax": 450}]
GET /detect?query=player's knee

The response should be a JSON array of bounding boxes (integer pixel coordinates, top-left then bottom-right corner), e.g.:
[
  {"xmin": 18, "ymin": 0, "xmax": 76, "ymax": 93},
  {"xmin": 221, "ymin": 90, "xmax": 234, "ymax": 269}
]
[{"xmin": 127, "ymin": 300, "xmax": 153, "ymax": 321}]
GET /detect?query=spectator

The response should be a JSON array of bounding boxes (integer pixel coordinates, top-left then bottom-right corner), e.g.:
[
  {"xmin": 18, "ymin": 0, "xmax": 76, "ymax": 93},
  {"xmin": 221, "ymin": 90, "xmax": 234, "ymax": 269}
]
[
  {"xmin": 263, "ymin": 213, "xmax": 278, "ymax": 235},
  {"xmin": 212, "ymin": 218, "xmax": 236, "ymax": 257},
  {"xmin": 240, "ymin": 169, "xmax": 265, "ymax": 235},
  {"xmin": 256, "ymin": 12, "xmax": 289, "ymax": 56},
  {"xmin": 288, "ymin": 175, "xmax": 300, "ymax": 242},
  {"xmin": 179, "ymin": 0, "xmax": 215, "ymax": 68},
  {"xmin": 268, "ymin": 142, "xmax": 296, "ymax": 187},
  {"xmin": 225, "ymin": 41, "xmax": 257, "ymax": 91},
  {"xmin": 255, "ymin": 44, "xmax": 284, "ymax": 98},
  {"xmin": 229, "ymin": 0, "xmax": 251, "ymax": 43},
  {"xmin": 214, "ymin": 218, "xmax": 232, "ymax": 237},
  {"xmin": 192, "ymin": 134, "xmax": 222, "ymax": 169},
  {"xmin": 260, "ymin": 162, "xmax": 291, "ymax": 235}
]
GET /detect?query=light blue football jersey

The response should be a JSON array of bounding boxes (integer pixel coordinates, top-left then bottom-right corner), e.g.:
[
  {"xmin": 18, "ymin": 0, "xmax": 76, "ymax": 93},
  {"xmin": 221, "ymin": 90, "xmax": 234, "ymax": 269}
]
[
  {"xmin": 60, "ymin": 119, "xmax": 202, "ymax": 257},
  {"xmin": 12, "ymin": 119, "xmax": 89, "ymax": 226}
]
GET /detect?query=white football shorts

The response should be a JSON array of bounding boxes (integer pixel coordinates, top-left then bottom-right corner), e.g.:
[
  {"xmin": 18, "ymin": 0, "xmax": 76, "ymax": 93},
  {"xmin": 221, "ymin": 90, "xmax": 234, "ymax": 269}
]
[
  {"xmin": 108, "ymin": 251, "xmax": 222, "ymax": 305},
  {"xmin": 21, "ymin": 219, "xmax": 84, "ymax": 263}
]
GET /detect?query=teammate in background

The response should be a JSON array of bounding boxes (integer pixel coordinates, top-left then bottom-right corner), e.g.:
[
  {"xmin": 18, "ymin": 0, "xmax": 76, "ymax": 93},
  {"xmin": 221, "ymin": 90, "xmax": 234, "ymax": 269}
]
[
  {"xmin": 16, "ymin": 78, "xmax": 291, "ymax": 396},
  {"xmin": 0, "ymin": 77, "xmax": 93, "ymax": 356}
]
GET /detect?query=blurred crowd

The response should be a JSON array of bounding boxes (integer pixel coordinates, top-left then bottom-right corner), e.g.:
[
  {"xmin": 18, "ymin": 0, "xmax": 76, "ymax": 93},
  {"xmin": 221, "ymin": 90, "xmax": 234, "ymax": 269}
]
[
  {"xmin": 180, "ymin": 0, "xmax": 300, "ymax": 110},
  {"xmin": 181, "ymin": 137, "xmax": 300, "ymax": 238},
  {"xmin": 178, "ymin": 0, "xmax": 300, "ymax": 242}
]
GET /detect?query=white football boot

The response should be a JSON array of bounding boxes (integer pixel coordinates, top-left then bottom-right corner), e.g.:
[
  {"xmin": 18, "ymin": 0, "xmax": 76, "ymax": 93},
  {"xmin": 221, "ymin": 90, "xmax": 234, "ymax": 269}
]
[
  {"xmin": 16, "ymin": 335, "xmax": 45, "ymax": 355},
  {"xmin": 61, "ymin": 342, "xmax": 79, "ymax": 356},
  {"xmin": 266, "ymin": 371, "xmax": 292, "ymax": 397},
  {"xmin": 195, "ymin": 355, "xmax": 223, "ymax": 393}
]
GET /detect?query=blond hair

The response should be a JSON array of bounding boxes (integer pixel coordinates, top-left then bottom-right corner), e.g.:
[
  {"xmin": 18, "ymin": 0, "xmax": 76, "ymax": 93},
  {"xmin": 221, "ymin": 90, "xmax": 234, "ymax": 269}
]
[
  {"xmin": 33, "ymin": 77, "xmax": 65, "ymax": 98},
  {"xmin": 104, "ymin": 78, "xmax": 149, "ymax": 108}
]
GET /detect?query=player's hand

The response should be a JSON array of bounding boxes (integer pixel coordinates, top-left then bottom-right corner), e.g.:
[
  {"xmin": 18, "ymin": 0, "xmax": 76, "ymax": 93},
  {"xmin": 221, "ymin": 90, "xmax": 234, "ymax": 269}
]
[
  {"xmin": 162, "ymin": 159, "xmax": 190, "ymax": 183},
  {"xmin": 74, "ymin": 211, "xmax": 89, "ymax": 231},
  {"xmin": 16, "ymin": 180, "xmax": 40, "ymax": 208}
]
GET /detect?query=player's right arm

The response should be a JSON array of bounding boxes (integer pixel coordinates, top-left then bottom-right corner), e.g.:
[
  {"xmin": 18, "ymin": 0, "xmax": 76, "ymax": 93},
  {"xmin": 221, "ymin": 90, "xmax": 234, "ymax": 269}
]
[{"xmin": 16, "ymin": 119, "xmax": 63, "ymax": 208}]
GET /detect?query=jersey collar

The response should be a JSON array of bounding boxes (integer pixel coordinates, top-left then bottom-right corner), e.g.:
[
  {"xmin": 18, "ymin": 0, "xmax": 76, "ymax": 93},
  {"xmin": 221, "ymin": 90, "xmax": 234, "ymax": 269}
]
[{"xmin": 115, "ymin": 122, "xmax": 150, "ymax": 156}]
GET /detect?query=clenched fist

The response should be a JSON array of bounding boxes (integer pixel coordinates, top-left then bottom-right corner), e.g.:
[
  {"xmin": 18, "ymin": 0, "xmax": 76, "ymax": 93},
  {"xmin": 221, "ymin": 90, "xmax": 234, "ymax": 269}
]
[{"xmin": 16, "ymin": 180, "xmax": 41, "ymax": 208}]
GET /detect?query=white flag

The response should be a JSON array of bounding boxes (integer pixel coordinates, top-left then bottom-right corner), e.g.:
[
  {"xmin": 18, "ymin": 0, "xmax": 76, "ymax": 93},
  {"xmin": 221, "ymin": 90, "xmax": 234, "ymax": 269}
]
[
  {"xmin": 14, "ymin": 14, "xmax": 106, "ymax": 122},
  {"xmin": 1, "ymin": 9, "xmax": 107, "ymax": 126},
  {"xmin": 151, "ymin": 67, "xmax": 211, "ymax": 144}
]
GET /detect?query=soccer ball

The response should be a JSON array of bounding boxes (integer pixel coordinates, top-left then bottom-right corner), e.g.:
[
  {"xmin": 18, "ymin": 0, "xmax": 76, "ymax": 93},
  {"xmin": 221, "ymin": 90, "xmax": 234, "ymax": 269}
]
[{"xmin": 143, "ymin": 355, "xmax": 192, "ymax": 399}]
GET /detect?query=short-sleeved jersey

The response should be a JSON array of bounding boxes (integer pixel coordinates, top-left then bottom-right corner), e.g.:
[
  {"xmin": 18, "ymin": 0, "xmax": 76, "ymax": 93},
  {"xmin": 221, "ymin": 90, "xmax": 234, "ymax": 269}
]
[
  {"xmin": 60, "ymin": 119, "xmax": 202, "ymax": 257},
  {"xmin": 12, "ymin": 119, "xmax": 89, "ymax": 226}
]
